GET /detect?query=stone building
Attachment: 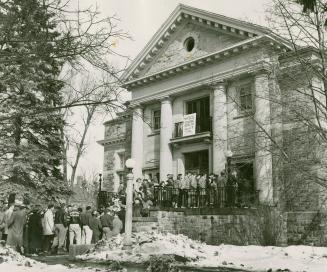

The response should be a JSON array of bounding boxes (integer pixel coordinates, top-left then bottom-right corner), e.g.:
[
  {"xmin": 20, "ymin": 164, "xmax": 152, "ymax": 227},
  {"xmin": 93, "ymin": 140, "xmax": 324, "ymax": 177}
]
[
  {"xmin": 98, "ymin": 111, "xmax": 131, "ymax": 192},
  {"xmin": 99, "ymin": 5, "xmax": 327, "ymax": 245}
]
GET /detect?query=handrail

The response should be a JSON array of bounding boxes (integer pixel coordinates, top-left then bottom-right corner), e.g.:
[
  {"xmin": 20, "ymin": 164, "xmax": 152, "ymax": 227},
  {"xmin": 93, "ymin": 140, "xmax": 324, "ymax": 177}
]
[{"xmin": 153, "ymin": 185, "xmax": 259, "ymax": 209}]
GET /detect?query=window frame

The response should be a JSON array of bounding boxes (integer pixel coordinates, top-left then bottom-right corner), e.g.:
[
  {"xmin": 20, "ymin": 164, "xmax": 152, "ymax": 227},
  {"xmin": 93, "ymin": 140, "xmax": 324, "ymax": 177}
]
[
  {"xmin": 238, "ymin": 83, "xmax": 253, "ymax": 113},
  {"xmin": 152, "ymin": 109, "xmax": 161, "ymax": 131}
]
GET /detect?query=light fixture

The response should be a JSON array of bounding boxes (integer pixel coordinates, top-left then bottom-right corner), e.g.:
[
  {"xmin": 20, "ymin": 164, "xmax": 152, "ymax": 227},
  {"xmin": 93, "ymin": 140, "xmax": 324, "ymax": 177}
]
[{"xmin": 125, "ymin": 158, "xmax": 135, "ymax": 170}]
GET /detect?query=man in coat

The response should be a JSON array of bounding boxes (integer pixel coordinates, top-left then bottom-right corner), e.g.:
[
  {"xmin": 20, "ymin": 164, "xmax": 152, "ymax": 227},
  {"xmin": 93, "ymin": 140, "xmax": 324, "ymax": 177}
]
[
  {"xmin": 80, "ymin": 206, "xmax": 93, "ymax": 245},
  {"xmin": 6, "ymin": 200, "xmax": 27, "ymax": 253},
  {"xmin": 42, "ymin": 204, "xmax": 55, "ymax": 254},
  {"xmin": 111, "ymin": 213, "xmax": 123, "ymax": 236},
  {"xmin": 51, "ymin": 203, "xmax": 67, "ymax": 253}
]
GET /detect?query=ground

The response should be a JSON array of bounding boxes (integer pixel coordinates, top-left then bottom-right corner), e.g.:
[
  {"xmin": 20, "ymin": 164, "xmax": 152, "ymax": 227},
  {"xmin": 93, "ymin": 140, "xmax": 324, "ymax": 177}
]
[{"xmin": 1, "ymin": 232, "xmax": 327, "ymax": 272}]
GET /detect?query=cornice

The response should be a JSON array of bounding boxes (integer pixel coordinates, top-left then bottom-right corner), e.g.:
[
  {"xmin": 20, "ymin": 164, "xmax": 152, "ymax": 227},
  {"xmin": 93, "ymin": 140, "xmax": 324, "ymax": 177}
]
[
  {"xmin": 121, "ymin": 4, "xmax": 292, "ymax": 83},
  {"xmin": 123, "ymin": 35, "xmax": 287, "ymax": 90},
  {"xmin": 97, "ymin": 138, "xmax": 127, "ymax": 146},
  {"xmin": 128, "ymin": 60, "xmax": 272, "ymax": 107}
]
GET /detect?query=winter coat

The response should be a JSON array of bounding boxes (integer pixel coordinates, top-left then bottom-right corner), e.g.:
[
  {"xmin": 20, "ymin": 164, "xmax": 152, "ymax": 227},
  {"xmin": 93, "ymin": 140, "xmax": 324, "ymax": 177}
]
[
  {"xmin": 111, "ymin": 216, "xmax": 123, "ymax": 236},
  {"xmin": 4, "ymin": 205, "xmax": 14, "ymax": 235},
  {"xmin": 7, "ymin": 208, "xmax": 27, "ymax": 247},
  {"xmin": 42, "ymin": 209, "xmax": 54, "ymax": 235}
]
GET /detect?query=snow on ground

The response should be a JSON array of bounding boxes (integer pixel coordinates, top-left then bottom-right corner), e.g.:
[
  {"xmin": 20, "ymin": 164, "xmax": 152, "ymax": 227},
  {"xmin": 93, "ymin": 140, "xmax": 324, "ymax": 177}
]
[
  {"xmin": 0, "ymin": 244, "xmax": 115, "ymax": 272},
  {"xmin": 79, "ymin": 231, "xmax": 327, "ymax": 272}
]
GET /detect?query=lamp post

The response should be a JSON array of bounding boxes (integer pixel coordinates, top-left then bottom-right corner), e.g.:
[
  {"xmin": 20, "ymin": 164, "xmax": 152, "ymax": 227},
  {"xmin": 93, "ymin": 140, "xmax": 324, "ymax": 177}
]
[
  {"xmin": 98, "ymin": 173, "xmax": 102, "ymax": 194},
  {"xmin": 124, "ymin": 158, "xmax": 135, "ymax": 248}
]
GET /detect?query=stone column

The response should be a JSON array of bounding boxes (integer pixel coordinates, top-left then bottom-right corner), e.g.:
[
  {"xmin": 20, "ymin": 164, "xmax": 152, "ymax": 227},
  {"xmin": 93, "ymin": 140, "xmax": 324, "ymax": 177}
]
[
  {"xmin": 131, "ymin": 106, "xmax": 143, "ymax": 179},
  {"xmin": 212, "ymin": 82, "xmax": 228, "ymax": 175},
  {"xmin": 254, "ymin": 71, "xmax": 273, "ymax": 204},
  {"xmin": 160, "ymin": 97, "xmax": 173, "ymax": 181}
]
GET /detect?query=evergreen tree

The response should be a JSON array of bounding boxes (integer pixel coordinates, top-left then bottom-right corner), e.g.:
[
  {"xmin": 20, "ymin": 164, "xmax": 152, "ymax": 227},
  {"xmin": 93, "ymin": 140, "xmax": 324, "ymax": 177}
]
[{"xmin": 0, "ymin": 0, "xmax": 69, "ymax": 203}]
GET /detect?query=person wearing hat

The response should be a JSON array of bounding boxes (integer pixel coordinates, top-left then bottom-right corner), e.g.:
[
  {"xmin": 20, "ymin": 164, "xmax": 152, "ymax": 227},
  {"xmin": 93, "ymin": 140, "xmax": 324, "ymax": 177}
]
[{"xmin": 6, "ymin": 199, "xmax": 27, "ymax": 253}]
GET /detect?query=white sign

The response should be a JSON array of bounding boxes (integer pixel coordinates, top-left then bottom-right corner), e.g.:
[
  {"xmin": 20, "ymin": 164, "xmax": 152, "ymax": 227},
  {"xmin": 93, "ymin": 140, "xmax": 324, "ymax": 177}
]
[{"xmin": 183, "ymin": 113, "xmax": 196, "ymax": 136}]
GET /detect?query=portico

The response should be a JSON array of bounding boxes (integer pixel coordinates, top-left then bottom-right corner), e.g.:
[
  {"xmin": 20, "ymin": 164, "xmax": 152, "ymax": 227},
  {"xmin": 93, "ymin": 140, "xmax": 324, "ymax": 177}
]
[{"xmin": 122, "ymin": 4, "xmax": 292, "ymax": 205}]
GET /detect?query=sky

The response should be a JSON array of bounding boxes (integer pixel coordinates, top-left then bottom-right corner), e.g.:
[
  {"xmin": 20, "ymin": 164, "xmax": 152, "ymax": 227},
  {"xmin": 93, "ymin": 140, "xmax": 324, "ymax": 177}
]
[{"xmin": 75, "ymin": 0, "xmax": 272, "ymax": 181}]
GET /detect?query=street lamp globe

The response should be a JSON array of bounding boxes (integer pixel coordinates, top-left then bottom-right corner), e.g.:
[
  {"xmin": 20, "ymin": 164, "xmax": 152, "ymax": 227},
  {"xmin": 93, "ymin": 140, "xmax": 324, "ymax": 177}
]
[
  {"xmin": 125, "ymin": 158, "xmax": 135, "ymax": 170},
  {"xmin": 226, "ymin": 149, "xmax": 233, "ymax": 158}
]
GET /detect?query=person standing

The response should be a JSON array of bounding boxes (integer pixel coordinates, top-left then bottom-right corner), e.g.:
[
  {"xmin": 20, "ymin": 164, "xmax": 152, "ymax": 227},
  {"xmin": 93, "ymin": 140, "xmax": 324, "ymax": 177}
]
[
  {"xmin": 0, "ymin": 204, "xmax": 6, "ymax": 240},
  {"xmin": 42, "ymin": 204, "xmax": 55, "ymax": 254},
  {"xmin": 100, "ymin": 207, "xmax": 113, "ymax": 240},
  {"xmin": 80, "ymin": 206, "xmax": 93, "ymax": 245},
  {"xmin": 69, "ymin": 206, "xmax": 81, "ymax": 245},
  {"xmin": 3, "ymin": 201, "xmax": 15, "ymax": 242},
  {"xmin": 7, "ymin": 200, "xmax": 27, "ymax": 253},
  {"xmin": 27, "ymin": 206, "xmax": 43, "ymax": 255},
  {"xmin": 89, "ymin": 211, "xmax": 102, "ymax": 244},
  {"xmin": 111, "ymin": 213, "xmax": 123, "ymax": 236},
  {"xmin": 51, "ymin": 203, "xmax": 67, "ymax": 253},
  {"xmin": 190, "ymin": 173, "xmax": 198, "ymax": 207}
]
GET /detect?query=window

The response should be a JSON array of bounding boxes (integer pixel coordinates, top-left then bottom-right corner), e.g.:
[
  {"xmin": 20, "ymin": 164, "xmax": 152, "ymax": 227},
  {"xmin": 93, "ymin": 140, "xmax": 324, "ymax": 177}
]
[
  {"xmin": 239, "ymin": 85, "xmax": 252, "ymax": 111},
  {"xmin": 117, "ymin": 152, "xmax": 125, "ymax": 170},
  {"xmin": 184, "ymin": 37, "xmax": 195, "ymax": 52},
  {"xmin": 186, "ymin": 96, "xmax": 210, "ymax": 133},
  {"xmin": 153, "ymin": 109, "xmax": 161, "ymax": 130}
]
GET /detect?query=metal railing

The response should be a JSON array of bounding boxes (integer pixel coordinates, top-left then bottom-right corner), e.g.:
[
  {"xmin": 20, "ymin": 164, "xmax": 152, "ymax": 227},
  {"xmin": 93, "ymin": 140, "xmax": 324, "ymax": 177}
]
[
  {"xmin": 97, "ymin": 191, "xmax": 115, "ymax": 209},
  {"xmin": 173, "ymin": 117, "xmax": 212, "ymax": 138},
  {"xmin": 153, "ymin": 185, "xmax": 259, "ymax": 209}
]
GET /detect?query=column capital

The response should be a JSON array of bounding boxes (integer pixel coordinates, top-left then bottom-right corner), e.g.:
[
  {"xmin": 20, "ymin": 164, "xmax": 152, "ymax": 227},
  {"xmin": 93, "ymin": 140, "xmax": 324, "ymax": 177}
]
[
  {"xmin": 211, "ymin": 80, "xmax": 227, "ymax": 91},
  {"xmin": 160, "ymin": 96, "xmax": 172, "ymax": 104},
  {"xmin": 129, "ymin": 103, "xmax": 143, "ymax": 111},
  {"xmin": 253, "ymin": 64, "xmax": 272, "ymax": 78}
]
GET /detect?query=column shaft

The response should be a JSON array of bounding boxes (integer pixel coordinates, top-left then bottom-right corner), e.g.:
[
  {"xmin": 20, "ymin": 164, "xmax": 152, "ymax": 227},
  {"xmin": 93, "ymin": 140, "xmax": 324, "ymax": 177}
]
[
  {"xmin": 131, "ymin": 106, "xmax": 143, "ymax": 179},
  {"xmin": 212, "ymin": 83, "xmax": 228, "ymax": 175},
  {"xmin": 160, "ymin": 98, "xmax": 173, "ymax": 181},
  {"xmin": 254, "ymin": 72, "xmax": 273, "ymax": 204}
]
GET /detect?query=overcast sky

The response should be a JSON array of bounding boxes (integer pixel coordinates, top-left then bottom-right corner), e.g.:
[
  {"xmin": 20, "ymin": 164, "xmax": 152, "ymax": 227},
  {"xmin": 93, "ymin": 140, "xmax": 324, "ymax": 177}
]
[{"xmin": 76, "ymin": 0, "xmax": 272, "ymax": 181}]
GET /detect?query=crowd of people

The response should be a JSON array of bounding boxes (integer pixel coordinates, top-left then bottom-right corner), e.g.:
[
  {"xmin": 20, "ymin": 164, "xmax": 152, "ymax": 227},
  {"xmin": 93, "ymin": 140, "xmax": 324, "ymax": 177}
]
[
  {"xmin": 127, "ymin": 169, "xmax": 255, "ymax": 211},
  {"xmin": 0, "ymin": 195, "xmax": 125, "ymax": 256}
]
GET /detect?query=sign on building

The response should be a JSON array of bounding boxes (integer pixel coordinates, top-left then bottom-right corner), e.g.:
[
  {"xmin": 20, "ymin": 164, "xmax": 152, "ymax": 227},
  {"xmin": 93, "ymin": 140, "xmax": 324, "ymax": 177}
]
[{"xmin": 183, "ymin": 113, "xmax": 196, "ymax": 136}]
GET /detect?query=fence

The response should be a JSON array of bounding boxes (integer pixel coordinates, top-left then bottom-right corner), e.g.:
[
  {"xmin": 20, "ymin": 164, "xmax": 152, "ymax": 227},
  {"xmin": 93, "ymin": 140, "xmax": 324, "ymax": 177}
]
[
  {"xmin": 153, "ymin": 185, "xmax": 259, "ymax": 209},
  {"xmin": 97, "ymin": 191, "xmax": 115, "ymax": 209}
]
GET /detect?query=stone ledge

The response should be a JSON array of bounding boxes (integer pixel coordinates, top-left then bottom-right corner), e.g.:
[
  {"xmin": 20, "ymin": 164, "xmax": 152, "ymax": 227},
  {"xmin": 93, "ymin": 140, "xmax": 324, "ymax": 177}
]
[
  {"xmin": 132, "ymin": 216, "xmax": 158, "ymax": 222},
  {"xmin": 150, "ymin": 207, "xmax": 259, "ymax": 216}
]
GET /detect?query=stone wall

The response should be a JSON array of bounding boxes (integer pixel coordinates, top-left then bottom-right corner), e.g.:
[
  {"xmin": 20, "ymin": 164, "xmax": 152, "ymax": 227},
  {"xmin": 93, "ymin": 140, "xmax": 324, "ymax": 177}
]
[
  {"xmin": 144, "ymin": 208, "xmax": 287, "ymax": 246},
  {"xmin": 132, "ymin": 209, "xmax": 327, "ymax": 246},
  {"xmin": 286, "ymin": 212, "xmax": 327, "ymax": 246}
]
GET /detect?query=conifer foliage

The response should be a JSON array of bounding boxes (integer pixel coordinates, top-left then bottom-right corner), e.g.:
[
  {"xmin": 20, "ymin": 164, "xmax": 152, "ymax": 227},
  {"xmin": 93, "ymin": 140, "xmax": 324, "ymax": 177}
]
[{"xmin": 0, "ymin": 0, "xmax": 70, "ymax": 202}]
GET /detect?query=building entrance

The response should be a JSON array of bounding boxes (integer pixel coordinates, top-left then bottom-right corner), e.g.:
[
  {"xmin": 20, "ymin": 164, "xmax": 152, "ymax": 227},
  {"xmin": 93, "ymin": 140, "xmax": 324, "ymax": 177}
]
[{"xmin": 184, "ymin": 149, "xmax": 209, "ymax": 174}]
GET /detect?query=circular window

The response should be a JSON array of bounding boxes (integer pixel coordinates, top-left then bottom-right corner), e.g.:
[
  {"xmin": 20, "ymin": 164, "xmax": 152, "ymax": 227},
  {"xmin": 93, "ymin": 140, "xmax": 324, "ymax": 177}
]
[{"xmin": 184, "ymin": 37, "xmax": 195, "ymax": 52}]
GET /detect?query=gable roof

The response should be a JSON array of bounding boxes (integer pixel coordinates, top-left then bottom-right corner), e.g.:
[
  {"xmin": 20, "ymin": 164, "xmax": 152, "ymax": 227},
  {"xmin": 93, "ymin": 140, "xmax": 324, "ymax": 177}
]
[{"xmin": 121, "ymin": 4, "xmax": 292, "ymax": 86}]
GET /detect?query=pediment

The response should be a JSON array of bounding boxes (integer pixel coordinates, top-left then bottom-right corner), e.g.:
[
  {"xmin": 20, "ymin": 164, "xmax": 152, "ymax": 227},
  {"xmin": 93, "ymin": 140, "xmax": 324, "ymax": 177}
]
[
  {"xmin": 122, "ymin": 4, "xmax": 292, "ymax": 84},
  {"xmin": 142, "ymin": 21, "xmax": 246, "ymax": 76}
]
